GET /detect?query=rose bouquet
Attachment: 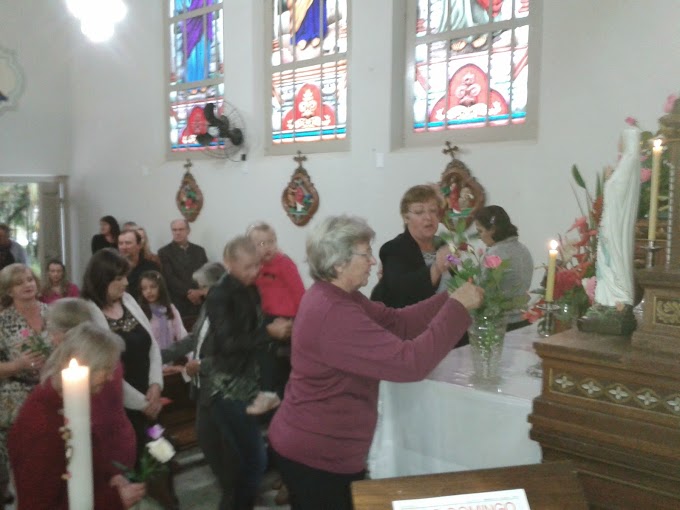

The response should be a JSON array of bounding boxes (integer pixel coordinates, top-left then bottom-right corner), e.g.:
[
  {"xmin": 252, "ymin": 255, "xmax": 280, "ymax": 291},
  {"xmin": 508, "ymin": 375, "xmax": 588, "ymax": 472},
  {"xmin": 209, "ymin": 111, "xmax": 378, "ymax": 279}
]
[
  {"xmin": 441, "ymin": 220, "xmax": 521, "ymax": 323},
  {"xmin": 114, "ymin": 425, "xmax": 176, "ymax": 483},
  {"xmin": 19, "ymin": 328, "xmax": 52, "ymax": 358}
]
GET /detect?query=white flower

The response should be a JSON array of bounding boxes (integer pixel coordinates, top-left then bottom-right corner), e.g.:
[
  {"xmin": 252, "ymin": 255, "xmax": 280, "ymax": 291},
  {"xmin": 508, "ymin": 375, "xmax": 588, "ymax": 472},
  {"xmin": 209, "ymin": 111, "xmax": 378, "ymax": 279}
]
[{"xmin": 146, "ymin": 437, "xmax": 176, "ymax": 463}]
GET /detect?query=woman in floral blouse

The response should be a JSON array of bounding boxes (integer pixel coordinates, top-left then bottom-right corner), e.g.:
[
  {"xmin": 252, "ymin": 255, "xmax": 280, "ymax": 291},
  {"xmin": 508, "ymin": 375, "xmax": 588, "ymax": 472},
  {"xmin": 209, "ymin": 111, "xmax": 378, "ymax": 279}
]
[{"xmin": 0, "ymin": 263, "xmax": 51, "ymax": 503}]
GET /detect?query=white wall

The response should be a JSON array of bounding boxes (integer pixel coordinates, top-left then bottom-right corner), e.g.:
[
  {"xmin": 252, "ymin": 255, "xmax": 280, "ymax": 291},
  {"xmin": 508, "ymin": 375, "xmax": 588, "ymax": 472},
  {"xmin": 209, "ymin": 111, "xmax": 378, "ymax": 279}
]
[
  {"xmin": 4, "ymin": 0, "xmax": 680, "ymax": 291},
  {"xmin": 0, "ymin": 0, "xmax": 73, "ymax": 174}
]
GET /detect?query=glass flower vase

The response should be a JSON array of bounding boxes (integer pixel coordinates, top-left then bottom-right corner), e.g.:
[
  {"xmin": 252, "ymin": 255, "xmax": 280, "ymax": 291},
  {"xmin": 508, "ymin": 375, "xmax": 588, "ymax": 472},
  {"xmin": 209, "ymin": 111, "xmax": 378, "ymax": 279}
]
[{"xmin": 468, "ymin": 314, "xmax": 507, "ymax": 385}]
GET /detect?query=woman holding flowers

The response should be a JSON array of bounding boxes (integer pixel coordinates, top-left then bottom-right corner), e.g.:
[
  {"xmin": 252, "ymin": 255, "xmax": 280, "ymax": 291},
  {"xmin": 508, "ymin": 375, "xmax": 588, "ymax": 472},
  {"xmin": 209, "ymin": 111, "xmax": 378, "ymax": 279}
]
[
  {"xmin": 0, "ymin": 262, "xmax": 51, "ymax": 504},
  {"xmin": 269, "ymin": 215, "xmax": 483, "ymax": 510},
  {"xmin": 473, "ymin": 205, "xmax": 533, "ymax": 330},
  {"xmin": 9, "ymin": 322, "xmax": 146, "ymax": 509},
  {"xmin": 371, "ymin": 185, "xmax": 452, "ymax": 308}
]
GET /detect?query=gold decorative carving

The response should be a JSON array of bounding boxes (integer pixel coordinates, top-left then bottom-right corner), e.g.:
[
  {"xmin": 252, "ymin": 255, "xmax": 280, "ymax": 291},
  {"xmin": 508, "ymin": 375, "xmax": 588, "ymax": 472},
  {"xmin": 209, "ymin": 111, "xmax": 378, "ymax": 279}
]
[
  {"xmin": 654, "ymin": 298, "xmax": 680, "ymax": 326},
  {"xmin": 547, "ymin": 369, "xmax": 680, "ymax": 416}
]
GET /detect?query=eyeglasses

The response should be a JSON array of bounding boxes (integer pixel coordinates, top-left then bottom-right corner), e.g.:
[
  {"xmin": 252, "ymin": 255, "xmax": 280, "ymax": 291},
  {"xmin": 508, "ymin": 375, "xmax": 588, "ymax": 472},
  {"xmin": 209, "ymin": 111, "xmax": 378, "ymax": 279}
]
[
  {"xmin": 352, "ymin": 250, "xmax": 374, "ymax": 260},
  {"xmin": 408, "ymin": 208, "xmax": 440, "ymax": 217}
]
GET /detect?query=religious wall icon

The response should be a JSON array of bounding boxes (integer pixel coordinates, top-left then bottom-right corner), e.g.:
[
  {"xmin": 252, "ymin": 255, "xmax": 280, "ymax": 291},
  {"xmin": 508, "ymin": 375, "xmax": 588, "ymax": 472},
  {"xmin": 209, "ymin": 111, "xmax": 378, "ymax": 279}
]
[
  {"xmin": 439, "ymin": 141, "xmax": 485, "ymax": 230},
  {"xmin": 176, "ymin": 159, "xmax": 204, "ymax": 223},
  {"xmin": 282, "ymin": 151, "xmax": 319, "ymax": 226}
]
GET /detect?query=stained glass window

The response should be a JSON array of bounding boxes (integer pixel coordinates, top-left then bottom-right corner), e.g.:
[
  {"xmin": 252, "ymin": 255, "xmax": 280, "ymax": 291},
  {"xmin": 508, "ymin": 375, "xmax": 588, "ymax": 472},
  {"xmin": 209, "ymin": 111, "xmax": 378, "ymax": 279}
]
[
  {"xmin": 408, "ymin": 0, "xmax": 537, "ymax": 143},
  {"xmin": 269, "ymin": 0, "xmax": 349, "ymax": 152},
  {"xmin": 168, "ymin": 0, "xmax": 224, "ymax": 154}
]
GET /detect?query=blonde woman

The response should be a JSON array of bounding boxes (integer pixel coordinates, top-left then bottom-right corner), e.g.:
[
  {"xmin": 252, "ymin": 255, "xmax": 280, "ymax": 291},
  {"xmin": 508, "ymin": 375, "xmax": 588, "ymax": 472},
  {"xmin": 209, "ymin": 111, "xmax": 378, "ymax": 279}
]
[{"xmin": 0, "ymin": 263, "xmax": 51, "ymax": 503}]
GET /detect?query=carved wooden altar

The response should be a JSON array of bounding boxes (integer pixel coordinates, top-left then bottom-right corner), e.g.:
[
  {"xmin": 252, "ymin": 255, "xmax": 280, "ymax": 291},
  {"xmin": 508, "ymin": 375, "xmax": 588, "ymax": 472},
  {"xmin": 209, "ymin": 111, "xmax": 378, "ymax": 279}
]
[{"xmin": 529, "ymin": 98, "xmax": 680, "ymax": 509}]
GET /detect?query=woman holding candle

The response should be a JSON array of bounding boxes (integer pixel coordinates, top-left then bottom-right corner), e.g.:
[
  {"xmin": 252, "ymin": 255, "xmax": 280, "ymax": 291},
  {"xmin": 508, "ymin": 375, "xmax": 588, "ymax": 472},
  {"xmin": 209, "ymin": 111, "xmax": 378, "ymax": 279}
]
[
  {"xmin": 0, "ymin": 263, "xmax": 51, "ymax": 504},
  {"xmin": 473, "ymin": 206, "xmax": 534, "ymax": 330},
  {"xmin": 8, "ymin": 322, "xmax": 146, "ymax": 509}
]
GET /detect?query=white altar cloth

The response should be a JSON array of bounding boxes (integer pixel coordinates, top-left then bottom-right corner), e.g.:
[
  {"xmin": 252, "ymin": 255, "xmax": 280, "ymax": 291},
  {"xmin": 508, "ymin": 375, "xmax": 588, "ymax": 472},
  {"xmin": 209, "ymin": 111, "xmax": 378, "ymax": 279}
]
[{"xmin": 368, "ymin": 325, "xmax": 543, "ymax": 479}]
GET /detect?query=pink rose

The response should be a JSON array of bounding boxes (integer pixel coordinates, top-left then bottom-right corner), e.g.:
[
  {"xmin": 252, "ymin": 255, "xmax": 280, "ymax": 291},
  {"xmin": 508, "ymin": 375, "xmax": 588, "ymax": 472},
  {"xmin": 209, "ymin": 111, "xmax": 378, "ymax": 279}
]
[
  {"xmin": 483, "ymin": 255, "xmax": 502, "ymax": 269},
  {"xmin": 640, "ymin": 167, "xmax": 652, "ymax": 183},
  {"xmin": 20, "ymin": 329, "xmax": 30, "ymax": 339},
  {"xmin": 664, "ymin": 94, "xmax": 677, "ymax": 114},
  {"xmin": 624, "ymin": 117, "xmax": 638, "ymax": 127}
]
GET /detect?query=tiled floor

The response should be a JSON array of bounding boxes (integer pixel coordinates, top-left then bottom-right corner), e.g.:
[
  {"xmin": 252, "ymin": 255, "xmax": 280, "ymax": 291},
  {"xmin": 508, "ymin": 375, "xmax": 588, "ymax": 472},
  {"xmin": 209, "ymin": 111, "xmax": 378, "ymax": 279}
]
[
  {"xmin": 6, "ymin": 448, "xmax": 289, "ymax": 510},
  {"xmin": 174, "ymin": 448, "xmax": 290, "ymax": 510}
]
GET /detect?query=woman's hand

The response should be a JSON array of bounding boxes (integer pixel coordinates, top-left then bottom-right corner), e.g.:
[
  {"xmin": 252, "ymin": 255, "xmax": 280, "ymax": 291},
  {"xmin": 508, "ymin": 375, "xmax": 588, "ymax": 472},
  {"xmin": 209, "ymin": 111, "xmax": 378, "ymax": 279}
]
[
  {"xmin": 16, "ymin": 351, "xmax": 45, "ymax": 373},
  {"xmin": 266, "ymin": 318, "xmax": 293, "ymax": 341},
  {"xmin": 450, "ymin": 281, "xmax": 484, "ymax": 311},
  {"xmin": 184, "ymin": 359, "xmax": 201, "ymax": 377},
  {"xmin": 110, "ymin": 475, "xmax": 146, "ymax": 509},
  {"xmin": 430, "ymin": 245, "xmax": 452, "ymax": 285},
  {"xmin": 143, "ymin": 383, "xmax": 163, "ymax": 419}
]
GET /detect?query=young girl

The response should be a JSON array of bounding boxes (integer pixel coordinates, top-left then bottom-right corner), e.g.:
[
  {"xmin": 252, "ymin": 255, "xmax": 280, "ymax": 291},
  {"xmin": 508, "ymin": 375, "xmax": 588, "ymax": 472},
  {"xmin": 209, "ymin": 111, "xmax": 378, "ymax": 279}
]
[
  {"xmin": 138, "ymin": 271, "xmax": 187, "ymax": 353},
  {"xmin": 40, "ymin": 259, "xmax": 80, "ymax": 304}
]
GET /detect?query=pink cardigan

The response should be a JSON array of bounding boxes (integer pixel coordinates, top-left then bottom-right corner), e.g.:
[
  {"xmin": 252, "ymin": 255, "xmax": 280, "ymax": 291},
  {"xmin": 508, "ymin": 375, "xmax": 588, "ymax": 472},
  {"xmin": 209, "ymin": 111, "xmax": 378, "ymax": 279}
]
[{"xmin": 149, "ymin": 303, "xmax": 188, "ymax": 350}]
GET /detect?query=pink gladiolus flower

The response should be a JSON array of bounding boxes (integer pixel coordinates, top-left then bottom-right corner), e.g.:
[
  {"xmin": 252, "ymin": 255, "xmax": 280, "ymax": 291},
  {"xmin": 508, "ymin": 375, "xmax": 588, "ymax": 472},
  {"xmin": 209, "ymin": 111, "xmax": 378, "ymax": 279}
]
[
  {"xmin": 624, "ymin": 116, "xmax": 638, "ymax": 127},
  {"xmin": 582, "ymin": 276, "xmax": 597, "ymax": 304},
  {"xmin": 664, "ymin": 94, "xmax": 677, "ymax": 114},
  {"xmin": 568, "ymin": 216, "xmax": 588, "ymax": 233},
  {"xmin": 640, "ymin": 167, "xmax": 652, "ymax": 183},
  {"xmin": 483, "ymin": 255, "xmax": 502, "ymax": 269}
]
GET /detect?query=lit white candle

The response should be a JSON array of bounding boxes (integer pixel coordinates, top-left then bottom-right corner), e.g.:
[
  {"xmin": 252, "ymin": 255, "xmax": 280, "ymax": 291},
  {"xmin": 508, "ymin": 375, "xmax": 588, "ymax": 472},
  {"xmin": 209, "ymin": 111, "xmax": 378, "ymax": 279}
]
[
  {"xmin": 648, "ymin": 138, "xmax": 663, "ymax": 241},
  {"xmin": 61, "ymin": 358, "xmax": 93, "ymax": 510},
  {"xmin": 545, "ymin": 240, "xmax": 559, "ymax": 302}
]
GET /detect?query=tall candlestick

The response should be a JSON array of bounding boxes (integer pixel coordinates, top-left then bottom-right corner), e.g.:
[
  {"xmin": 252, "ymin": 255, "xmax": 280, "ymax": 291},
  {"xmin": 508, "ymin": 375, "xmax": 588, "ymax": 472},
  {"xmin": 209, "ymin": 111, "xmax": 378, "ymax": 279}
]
[
  {"xmin": 545, "ymin": 240, "xmax": 558, "ymax": 302},
  {"xmin": 61, "ymin": 358, "xmax": 93, "ymax": 510},
  {"xmin": 648, "ymin": 138, "xmax": 663, "ymax": 241}
]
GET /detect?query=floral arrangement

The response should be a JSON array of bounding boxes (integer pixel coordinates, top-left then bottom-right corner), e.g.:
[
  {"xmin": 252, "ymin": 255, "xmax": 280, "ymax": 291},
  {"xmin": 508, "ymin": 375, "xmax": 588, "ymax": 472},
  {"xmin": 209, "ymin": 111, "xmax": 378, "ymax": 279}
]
[
  {"xmin": 19, "ymin": 328, "xmax": 52, "ymax": 358},
  {"xmin": 114, "ymin": 425, "xmax": 176, "ymax": 483},
  {"xmin": 524, "ymin": 165, "xmax": 602, "ymax": 325},
  {"xmin": 441, "ymin": 220, "xmax": 520, "ymax": 322},
  {"xmin": 524, "ymin": 92, "xmax": 678, "ymax": 326}
]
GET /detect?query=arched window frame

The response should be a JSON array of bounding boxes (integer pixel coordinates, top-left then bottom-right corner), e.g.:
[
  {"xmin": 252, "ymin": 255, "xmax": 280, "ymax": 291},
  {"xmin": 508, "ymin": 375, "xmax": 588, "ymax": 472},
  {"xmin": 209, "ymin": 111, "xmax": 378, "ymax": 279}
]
[
  {"xmin": 403, "ymin": 0, "xmax": 542, "ymax": 148},
  {"xmin": 166, "ymin": 0, "xmax": 226, "ymax": 160},
  {"xmin": 265, "ymin": 0, "xmax": 351, "ymax": 156}
]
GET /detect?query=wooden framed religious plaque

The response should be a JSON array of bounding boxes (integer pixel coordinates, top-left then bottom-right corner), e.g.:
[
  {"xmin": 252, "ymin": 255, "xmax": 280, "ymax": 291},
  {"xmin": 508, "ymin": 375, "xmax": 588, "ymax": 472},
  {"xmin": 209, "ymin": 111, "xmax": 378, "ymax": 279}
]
[
  {"xmin": 439, "ymin": 142, "xmax": 485, "ymax": 230},
  {"xmin": 282, "ymin": 151, "xmax": 319, "ymax": 226}
]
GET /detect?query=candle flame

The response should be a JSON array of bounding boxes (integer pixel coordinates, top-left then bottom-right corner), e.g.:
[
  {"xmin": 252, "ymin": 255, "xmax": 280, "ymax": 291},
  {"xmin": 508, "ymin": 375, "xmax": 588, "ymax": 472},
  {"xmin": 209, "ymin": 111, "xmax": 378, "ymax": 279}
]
[
  {"xmin": 549, "ymin": 240, "xmax": 558, "ymax": 250},
  {"xmin": 653, "ymin": 138, "xmax": 663, "ymax": 149},
  {"xmin": 68, "ymin": 358, "xmax": 79, "ymax": 369}
]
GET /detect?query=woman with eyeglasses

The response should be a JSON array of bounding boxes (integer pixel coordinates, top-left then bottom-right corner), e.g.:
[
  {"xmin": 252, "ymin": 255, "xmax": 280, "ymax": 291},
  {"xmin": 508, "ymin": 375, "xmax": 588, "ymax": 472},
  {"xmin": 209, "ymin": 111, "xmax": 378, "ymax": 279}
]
[
  {"xmin": 268, "ymin": 215, "xmax": 484, "ymax": 510},
  {"xmin": 371, "ymin": 184, "xmax": 453, "ymax": 308},
  {"xmin": 474, "ymin": 205, "xmax": 534, "ymax": 331}
]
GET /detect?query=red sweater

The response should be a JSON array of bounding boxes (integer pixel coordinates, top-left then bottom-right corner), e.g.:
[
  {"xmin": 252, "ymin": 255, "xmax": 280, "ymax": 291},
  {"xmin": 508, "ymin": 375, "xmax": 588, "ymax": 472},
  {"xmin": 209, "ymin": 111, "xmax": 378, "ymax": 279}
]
[
  {"xmin": 255, "ymin": 252, "xmax": 305, "ymax": 318},
  {"xmin": 8, "ymin": 363, "xmax": 136, "ymax": 510},
  {"xmin": 268, "ymin": 282, "xmax": 470, "ymax": 474}
]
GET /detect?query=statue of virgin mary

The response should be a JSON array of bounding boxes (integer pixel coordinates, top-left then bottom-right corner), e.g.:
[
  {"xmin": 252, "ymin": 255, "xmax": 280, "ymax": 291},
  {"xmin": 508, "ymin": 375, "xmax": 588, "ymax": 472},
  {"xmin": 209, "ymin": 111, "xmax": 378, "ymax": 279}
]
[{"xmin": 594, "ymin": 126, "xmax": 641, "ymax": 308}]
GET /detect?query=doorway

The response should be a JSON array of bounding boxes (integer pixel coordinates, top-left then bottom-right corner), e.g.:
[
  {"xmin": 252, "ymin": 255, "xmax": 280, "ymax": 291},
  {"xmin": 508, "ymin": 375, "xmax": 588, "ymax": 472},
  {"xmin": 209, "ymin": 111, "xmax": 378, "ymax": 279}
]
[{"xmin": 0, "ymin": 176, "xmax": 68, "ymax": 277}]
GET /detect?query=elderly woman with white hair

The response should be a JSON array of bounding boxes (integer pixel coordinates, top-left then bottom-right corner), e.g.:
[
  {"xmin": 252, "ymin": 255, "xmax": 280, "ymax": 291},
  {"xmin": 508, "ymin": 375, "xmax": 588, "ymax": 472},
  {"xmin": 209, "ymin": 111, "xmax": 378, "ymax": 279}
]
[
  {"xmin": 8, "ymin": 322, "xmax": 145, "ymax": 510},
  {"xmin": 268, "ymin": 215, "xmax": 484, "ymax": 510}
]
